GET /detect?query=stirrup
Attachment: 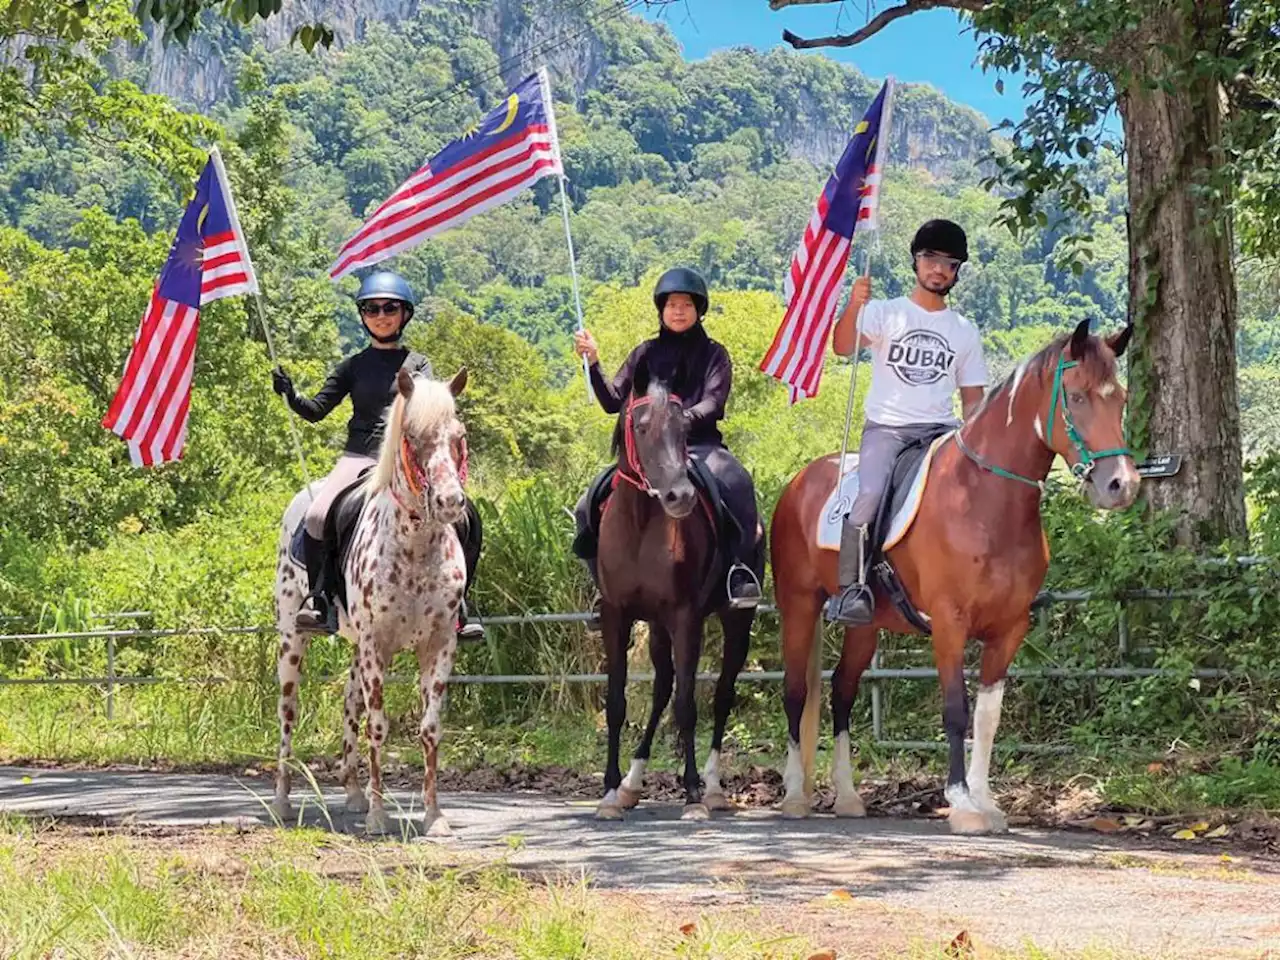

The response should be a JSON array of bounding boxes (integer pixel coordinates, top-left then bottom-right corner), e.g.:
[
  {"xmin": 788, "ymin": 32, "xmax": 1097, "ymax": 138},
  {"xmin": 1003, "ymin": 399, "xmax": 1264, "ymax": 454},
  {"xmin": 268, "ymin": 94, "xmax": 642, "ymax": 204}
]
[
  {"xmin": 825, "ymin": 583, "xmax": 875, "ymax": 626},
  {"xmin": 295, "ymin": 595, "xmax": 338, "ymax": 635},
  {"xmin": 725, "ymin": 562, "xmax": 762, "ymax": 610},
  {"xmin": 456, "ymin": 599, "xmax": 485, "ymax": 642}
]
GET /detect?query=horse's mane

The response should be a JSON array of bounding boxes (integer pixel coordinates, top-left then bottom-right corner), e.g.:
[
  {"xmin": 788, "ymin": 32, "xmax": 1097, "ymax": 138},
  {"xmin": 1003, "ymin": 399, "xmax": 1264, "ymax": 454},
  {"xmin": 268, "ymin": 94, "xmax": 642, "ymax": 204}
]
[
  {"xmin": 366, "ymin": 375, "xmax": 457, "ymax": 494},
  {"xmin": 973, "ymin": 329, "xmax": 1119, "ymax": 424}
]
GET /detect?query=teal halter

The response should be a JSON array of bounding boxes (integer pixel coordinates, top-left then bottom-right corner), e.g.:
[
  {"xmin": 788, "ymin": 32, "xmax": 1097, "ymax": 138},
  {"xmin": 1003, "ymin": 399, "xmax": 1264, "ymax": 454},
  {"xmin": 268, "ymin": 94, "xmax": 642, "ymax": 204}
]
[{"xmin": 956, "ymin": 351, "xmax": 1131, "ymax": 488}]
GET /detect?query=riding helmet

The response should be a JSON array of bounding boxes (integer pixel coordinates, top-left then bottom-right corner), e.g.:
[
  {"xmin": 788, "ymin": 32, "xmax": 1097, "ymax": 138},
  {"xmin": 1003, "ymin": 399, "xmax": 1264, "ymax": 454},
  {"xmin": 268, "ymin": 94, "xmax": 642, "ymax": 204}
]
[
  {"xmin": 355, "ymin": 270, "xmax": 415, "ymax": 341},
  {"xmin": 653, "ymin": 267, "xmax": 709, "ymax": 318}
]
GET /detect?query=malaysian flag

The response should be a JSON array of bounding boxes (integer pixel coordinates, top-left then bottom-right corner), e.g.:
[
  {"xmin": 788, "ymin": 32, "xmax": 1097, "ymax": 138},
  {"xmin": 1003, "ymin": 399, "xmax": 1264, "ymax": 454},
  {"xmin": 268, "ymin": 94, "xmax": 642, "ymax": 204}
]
[
  {"xmin": 760, "ymin": 79, "xmax": 895, "ymax": 403},
  {"xmin": 329, "ymin": 68, "xmax": 564, "ymax": 281},
  {"xmin": 102, "ymin": 147, "xmax": 258, "ymax": 466}
]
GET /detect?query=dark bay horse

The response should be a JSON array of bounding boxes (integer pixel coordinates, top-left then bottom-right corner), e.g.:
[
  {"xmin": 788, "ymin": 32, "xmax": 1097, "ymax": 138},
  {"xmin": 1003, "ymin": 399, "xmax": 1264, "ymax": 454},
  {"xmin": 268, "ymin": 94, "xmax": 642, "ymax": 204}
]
[
  {"xmin": 595, "ymin": 358, "xmax": 757, "ymax": 820},
  {"xmin": 770, "ymin": 320, "xmax": 1139, "ymax": 833}
]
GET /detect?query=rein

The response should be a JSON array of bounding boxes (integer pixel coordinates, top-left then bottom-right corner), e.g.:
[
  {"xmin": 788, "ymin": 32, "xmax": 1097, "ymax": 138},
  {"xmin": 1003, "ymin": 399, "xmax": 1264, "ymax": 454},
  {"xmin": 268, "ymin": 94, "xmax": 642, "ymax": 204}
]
[{"xmin": 956, "ymin": 351, "xmax": 1131, "ymax": 488}]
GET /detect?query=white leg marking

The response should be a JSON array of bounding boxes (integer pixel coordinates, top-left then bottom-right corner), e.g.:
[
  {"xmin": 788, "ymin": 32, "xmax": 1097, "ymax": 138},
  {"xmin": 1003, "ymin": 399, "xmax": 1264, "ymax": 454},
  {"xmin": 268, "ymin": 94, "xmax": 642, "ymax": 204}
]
[
  {"xmin": 780, "ymin": 741, "xmax": 809, "ymax": 817},
  {"xmin": 831, "ymin": 731, "xmax": 866, "ymax": 817},
  {"xmin": 967, "ymin": 680, "xmax": 1005, "ymax": 805},
  {"xmin": 621, "ymin": 759, "xmax": 647, "ymax": 794},
  {"xmin": 702, "ymin": 750, "xmax": 723, "ymax": 795}
]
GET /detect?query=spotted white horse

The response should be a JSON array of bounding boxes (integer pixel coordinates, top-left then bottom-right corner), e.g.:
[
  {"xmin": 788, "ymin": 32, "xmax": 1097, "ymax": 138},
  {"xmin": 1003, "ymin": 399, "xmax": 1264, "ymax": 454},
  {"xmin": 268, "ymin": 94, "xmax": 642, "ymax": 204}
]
[{"xmin": 272, "ymin": 367, "xmax": 470, "ymax": 835}]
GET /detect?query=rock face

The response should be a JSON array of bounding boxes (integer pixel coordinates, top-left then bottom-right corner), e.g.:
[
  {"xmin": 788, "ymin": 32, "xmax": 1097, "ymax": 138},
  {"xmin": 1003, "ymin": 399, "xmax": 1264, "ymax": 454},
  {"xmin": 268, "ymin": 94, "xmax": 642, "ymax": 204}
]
[{"xmin": 135, "ymin": 0, "xmax": 993, "ymax": 175}]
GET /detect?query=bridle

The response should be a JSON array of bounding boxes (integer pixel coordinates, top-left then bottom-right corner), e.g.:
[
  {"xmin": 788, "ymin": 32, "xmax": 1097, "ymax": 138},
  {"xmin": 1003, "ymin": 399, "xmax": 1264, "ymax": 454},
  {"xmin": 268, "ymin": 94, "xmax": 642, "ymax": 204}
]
[
  {"xmin": 616, "ymin": 393, "xmax": 684, "ymax": 497},
  {"xmin": 390, "ymin": 428, "xmax": 468, "ymax": 519}
]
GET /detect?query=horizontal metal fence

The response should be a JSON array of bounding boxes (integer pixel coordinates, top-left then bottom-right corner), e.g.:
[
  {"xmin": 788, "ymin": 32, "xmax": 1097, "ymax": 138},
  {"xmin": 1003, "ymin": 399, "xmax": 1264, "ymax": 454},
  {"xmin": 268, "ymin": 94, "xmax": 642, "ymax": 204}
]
[{"xmin": 1, "ymin": 562, "xmax": 1270, "ymax": 750}]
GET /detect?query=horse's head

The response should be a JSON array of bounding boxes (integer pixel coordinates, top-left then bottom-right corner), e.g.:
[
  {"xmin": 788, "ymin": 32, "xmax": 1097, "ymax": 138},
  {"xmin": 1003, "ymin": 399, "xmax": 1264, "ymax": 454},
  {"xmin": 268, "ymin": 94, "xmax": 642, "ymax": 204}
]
[
  {"xmin": 614, "ymin": 356, "xmax": 697, "ymax": 518},
  {"xmin": 1041, "ymin": 320, "xmax": 1140, "ymax": 510},
  {"xmin": 370, "ymin": 367, "xmax": 469, "ymax": 524}
]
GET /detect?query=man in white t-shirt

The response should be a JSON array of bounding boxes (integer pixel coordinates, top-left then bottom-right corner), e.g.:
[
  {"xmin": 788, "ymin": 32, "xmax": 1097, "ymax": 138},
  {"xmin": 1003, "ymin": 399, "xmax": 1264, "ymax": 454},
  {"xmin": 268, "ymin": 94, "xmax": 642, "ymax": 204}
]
[{"xmin": 827, "ymin": 219, "xmax": 990, "ymax": 625}]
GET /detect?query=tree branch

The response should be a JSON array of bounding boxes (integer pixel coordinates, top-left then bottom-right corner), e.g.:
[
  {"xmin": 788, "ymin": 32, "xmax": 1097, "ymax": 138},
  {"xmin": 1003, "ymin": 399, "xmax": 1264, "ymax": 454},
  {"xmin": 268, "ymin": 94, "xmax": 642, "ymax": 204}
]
[{"xmin": 777, "ymin": 0, "xmax": 987, "ymax": 49}]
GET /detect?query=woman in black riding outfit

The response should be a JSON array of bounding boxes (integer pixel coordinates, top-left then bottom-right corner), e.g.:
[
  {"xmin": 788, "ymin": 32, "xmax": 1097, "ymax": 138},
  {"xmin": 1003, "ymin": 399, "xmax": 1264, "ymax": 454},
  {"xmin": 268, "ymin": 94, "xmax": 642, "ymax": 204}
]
[
  {"xmin": 571, "ymin": 267, "xmax": 763, "ymax": 611},
  {"xmin": 272, "ymin": 270, "xmax": 483, "ymax": 639}
]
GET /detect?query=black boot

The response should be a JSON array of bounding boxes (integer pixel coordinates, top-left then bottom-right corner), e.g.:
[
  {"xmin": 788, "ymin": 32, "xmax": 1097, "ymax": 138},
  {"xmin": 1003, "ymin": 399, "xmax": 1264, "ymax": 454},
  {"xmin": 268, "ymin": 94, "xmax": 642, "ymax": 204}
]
[
  {"xmin": 454, "ymin": 504, "xmax": 485, "ymax": 642},
  {"xmin": 826, "ymin": 523, "xmax": 875, "ymax": 626},
  {"xmin": 725, "ymin": 563, "xmax": 762, "ymax": 609},
  {"xmin": 295, "ymin": 532, "xmax": 338, "ymax": 635},
  {"xmin": 456, "ymin": 597, "xmax": 485, "ymax": 642}
]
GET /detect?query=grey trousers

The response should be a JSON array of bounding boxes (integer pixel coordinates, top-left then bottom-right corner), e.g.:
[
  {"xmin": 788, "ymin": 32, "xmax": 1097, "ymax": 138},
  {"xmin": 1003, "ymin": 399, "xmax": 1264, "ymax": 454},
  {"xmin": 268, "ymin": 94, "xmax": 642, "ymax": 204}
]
[
  {"xmin": 305, "ymin": 453, "xmax": 376, "ymax": 539},
  {"xmin": 839, "ymin": 420, "xmax": 947, "ymax": 587}
]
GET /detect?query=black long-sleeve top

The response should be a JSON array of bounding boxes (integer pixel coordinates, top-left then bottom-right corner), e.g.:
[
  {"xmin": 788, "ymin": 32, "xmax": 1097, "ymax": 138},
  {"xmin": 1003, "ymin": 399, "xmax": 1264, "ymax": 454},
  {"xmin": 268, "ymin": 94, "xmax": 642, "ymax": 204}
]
[
  {"xmin": 588, "ymin": 324, "xmax": 731, "ymax": 446},
  {"xmin": 287, "ymin": 346, "xmax": 431, "ymax": 456}
]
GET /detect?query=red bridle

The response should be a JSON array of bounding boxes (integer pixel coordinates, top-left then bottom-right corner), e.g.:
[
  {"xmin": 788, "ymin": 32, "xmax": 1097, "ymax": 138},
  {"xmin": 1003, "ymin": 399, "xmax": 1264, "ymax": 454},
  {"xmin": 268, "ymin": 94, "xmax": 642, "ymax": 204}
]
[
  {"xmin": 616, "ymin": 393, "xmax": 684, "ymax": 495},
  {"xmin": 391, "ymin": 430, "xmax": 468, "ymax": 518}
]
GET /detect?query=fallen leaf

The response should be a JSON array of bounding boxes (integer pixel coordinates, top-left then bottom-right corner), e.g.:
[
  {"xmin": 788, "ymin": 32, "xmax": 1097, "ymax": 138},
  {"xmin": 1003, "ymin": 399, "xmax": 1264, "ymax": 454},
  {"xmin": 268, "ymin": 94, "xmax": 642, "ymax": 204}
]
[
  {"xmin": 825, "ymin": 889, "xmax": 855, "ymax": 901},
  {"xmin": 680, "ymin": 922, "xmax": 697, "ymax": 937},
  {"xmin": 1172, "ymin": 829, "xmax": 1197, "ymax": 840},
  {"xmin": 19, "ymin": 776, "xmax": 32, "ymax": 785},
  {"xmin": 1078, "ymin": 816, "xmax": 1123, "ymax": 834},
  {"xmin": 1205, "ymin": 825, "xmax": 1230, "ymax": 839},
  {"xmin": 946, "ymin": 930, "xmax": 974, "ymax": 958},
  {"xmin": 1146, "ymin": 762, "xmax": 1165, "ymax": 774},
  {"xmin": 806, "ymin": 952, "xmax": 837, "ymax": 960},
  {"xmin": 1220, "ymin": 853, "xmax": 1236, "ymax": 863},
  {"xmin": 1188, "ymin": 821, "xmax": 1210, "ymax": 833}
]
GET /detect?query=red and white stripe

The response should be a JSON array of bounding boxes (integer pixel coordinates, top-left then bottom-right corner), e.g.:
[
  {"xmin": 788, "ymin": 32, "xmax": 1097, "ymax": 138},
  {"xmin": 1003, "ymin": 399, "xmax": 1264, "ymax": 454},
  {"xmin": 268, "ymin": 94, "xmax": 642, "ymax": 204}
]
[
  {"xmin": 200, "ymin": 229, "xmax": 256, "ymax": 304},
  {"xmin": 102, "ymin": 291, "xmax": 201, "ymax": 466},
  {"xmin": 330, "ymin": 128, "xmax": 562, "ymax": 280}
]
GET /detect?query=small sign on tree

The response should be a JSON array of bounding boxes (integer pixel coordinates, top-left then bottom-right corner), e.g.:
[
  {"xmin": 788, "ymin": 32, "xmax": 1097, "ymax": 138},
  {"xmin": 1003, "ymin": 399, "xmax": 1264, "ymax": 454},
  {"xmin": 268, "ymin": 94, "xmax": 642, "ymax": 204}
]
[{"xmin": 1136, "ymin": 454, "xmax": 1182, "ymax": 479}]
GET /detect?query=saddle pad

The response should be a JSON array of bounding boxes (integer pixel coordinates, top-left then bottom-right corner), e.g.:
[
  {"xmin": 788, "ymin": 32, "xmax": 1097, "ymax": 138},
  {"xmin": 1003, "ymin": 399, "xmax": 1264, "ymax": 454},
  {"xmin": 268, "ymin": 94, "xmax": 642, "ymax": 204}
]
[{"xmin": 816, "ymin": 432, "xmax": 952, "ymax": 551}]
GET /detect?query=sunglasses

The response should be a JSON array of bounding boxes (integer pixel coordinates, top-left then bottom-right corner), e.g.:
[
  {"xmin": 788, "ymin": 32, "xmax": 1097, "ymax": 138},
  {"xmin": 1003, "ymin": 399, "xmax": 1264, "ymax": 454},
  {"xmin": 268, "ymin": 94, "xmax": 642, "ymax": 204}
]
[
  {"xmin": 916, "ymin": 252, "xmax": 963, "ymax": 273},
  {"xmin": 359, "ymin": 301, "xmax": 404, "ymax": 317}
]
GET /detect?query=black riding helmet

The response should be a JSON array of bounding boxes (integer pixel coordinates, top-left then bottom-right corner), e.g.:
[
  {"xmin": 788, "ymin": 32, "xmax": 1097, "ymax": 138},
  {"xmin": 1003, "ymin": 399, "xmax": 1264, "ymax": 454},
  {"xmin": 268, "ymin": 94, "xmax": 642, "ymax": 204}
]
[
  {"xmin": 910, "ymin": 219, "xmax": 969, "ymax": 264},
  {"xmin": 653, "ymin": 267, "xmax": 709, "ymax": 319}
]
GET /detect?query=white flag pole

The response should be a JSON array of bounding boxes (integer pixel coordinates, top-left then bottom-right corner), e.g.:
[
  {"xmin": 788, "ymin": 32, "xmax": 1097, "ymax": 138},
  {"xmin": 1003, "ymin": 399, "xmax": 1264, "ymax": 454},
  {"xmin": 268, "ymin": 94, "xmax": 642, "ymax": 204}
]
[
  {"xmin": 538, "ymin": 66, "xmax": 593, "ymax": 403},
  {"xmin": 836, "ymin": 77, "xmax": 896, "ymax": 476},
  {"xmin": 210, "ymin": 146, "xmax": 313, "ymax": 491}
]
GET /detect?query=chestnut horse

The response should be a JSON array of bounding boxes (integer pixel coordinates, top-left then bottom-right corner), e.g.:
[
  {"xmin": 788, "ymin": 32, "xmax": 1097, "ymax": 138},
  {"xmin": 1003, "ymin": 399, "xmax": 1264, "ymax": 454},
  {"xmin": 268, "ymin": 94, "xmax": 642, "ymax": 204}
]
[
  {"xmin": 594, "ymin": 358, "xmax": 758, "ymax": 820},
  {"xmin": 770, "ymin": 320, "xmax": 1139, "ymax": 833}
]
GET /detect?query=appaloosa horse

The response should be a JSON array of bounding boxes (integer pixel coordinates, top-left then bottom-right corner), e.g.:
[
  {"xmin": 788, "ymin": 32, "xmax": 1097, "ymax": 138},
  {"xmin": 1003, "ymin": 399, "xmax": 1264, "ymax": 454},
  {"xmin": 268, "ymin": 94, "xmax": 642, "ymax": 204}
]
[
  {"xmin": 771, "ymin": 320, "xmax": 1139, "ymax": 833},
  {"xmin": 272, "ymin": 367, "xmax": 470, "ymax": 835},
  {"xmin": 595, "ymin": 359, "xmax": 758, "ymax": 820}
]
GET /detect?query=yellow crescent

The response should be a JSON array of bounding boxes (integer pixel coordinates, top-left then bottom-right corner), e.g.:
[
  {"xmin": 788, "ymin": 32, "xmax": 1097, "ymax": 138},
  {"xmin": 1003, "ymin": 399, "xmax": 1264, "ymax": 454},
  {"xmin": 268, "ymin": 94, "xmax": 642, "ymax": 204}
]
[
  {"xmin": 491, "ymin": 94, "xmax": 519, "ymax": 135},
  {"xmin": 196, "ymin": 202, "xmax": 210, "ymax": 234}
]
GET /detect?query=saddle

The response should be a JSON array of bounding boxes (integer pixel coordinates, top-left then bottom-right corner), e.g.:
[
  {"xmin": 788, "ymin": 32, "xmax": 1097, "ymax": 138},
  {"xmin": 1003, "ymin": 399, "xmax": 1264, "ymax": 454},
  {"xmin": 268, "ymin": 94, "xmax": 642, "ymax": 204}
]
[
  {"xmin": 289, "ymin": 470, "xmax": 373, "ymax": 609},
  {"xmin": 865, "ymin": 425, "xmax": 953, "ymax": 634}
]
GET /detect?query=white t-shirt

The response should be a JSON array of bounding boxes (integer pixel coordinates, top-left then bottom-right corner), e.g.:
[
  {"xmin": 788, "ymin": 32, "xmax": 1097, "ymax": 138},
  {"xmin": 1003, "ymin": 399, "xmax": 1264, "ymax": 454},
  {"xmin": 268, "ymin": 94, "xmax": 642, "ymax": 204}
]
[{"xmin": 858, "ymin": 297, "xmax": 988, "ymax": 427}]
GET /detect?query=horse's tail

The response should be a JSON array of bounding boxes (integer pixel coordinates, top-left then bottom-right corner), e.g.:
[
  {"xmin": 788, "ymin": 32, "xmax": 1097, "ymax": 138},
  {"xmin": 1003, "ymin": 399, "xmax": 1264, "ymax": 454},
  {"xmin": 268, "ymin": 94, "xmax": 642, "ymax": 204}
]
[{"xmin": 799, "ymin": 618, "xmax": 822, "ymax": 797}]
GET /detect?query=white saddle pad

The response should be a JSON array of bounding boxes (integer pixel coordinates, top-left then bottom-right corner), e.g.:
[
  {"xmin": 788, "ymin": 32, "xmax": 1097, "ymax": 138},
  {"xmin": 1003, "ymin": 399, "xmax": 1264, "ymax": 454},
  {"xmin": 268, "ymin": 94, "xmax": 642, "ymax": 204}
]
[{"xmin": 816, "ymin": 432, "xmax": 953, "ymax": 551}]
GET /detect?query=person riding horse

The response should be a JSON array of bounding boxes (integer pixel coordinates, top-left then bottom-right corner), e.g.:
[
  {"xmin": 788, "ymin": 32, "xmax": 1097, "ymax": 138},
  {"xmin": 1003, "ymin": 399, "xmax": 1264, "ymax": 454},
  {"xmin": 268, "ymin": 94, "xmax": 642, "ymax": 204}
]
[
  {"xmin": 571, "ymin": 267, "xmax": 763, "ymax": 612},
  {"xmin": 271, "ymin": 270, "xmax": 483, "ymax": 639},
  {"xmin": 827, "ymin": 219, "xmax": 990, "ymax": 625}
]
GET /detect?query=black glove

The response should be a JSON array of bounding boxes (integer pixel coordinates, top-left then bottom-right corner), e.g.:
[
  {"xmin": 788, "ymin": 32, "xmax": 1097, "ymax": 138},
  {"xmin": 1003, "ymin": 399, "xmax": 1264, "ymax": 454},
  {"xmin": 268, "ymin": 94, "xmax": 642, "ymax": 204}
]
[{"xmin": 272, "ymin": 366, "xmax": 294, "ymax": 399}]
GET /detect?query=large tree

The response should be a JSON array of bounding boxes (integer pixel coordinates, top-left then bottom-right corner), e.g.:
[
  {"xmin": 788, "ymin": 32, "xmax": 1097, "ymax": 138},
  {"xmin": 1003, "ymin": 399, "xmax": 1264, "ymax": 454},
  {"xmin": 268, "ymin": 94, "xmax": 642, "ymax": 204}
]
[{"xmin": 770, "ymin": 0, "xmax": 1280, "ymax": 547}]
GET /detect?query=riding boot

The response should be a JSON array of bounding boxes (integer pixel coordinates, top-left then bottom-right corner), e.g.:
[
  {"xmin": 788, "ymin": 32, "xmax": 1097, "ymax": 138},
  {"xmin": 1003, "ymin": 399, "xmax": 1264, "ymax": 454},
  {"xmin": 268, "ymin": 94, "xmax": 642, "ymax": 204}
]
[
  {"xmin": 456, "ymin": 597, "xmax": 485, "ymax": 642},
  {"xmin": 454, "ymin": 504, "xmax": 485, "ymax": 642},
  {"xmin": 295, "ymin": 532, "xmax": 339, "ymax": 635},
  {"xmin": 585, "ymin": 557, "xmax": 602, "ymax": 631},
  {"xmin": 826, "ymin": 522, "xmax": 875, "ymax": 625},
  {"xmin": 725, "ymin": 530, "xmax": 763, "ymax": 609}
]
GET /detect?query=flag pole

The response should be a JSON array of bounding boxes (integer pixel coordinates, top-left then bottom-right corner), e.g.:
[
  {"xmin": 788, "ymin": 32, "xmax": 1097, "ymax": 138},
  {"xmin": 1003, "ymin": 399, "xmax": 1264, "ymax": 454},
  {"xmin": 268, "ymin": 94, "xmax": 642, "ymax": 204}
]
[
  {"xmin": 209, "ymin": 145, "xmax": 314, "ymax": 491},
  {"xmin": 539, "ymin": 66, "xmax": 592, "ymax": 402},
  {"xmin": 836, "ymin": 76, "xmax": 896, "ymax": 476}
]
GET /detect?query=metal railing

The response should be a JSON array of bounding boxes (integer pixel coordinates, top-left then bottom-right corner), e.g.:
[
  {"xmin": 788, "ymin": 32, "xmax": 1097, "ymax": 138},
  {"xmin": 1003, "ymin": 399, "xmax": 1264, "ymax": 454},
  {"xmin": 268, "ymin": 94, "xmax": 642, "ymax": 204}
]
[{"xmin": 0, "ymin": 564, "xmax": 1270, "ymax": 750}]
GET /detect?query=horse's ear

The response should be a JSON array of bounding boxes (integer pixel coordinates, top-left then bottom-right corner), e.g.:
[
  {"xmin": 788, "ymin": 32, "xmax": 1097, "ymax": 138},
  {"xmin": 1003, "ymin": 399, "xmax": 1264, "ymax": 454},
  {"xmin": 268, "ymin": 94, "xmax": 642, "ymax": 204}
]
[
  {"xmin": 1107, "ymin": 323, "xmax": 1133, "ymax": 358},
  {"xmin": 1068, "ymin": 318, "xmax": 1092, "ymax": 360},
  {"xmin": 632, "ymin": 355, "xmax": 651, "ymax": 397},
  {"xmin": 397, "ymin": 367, "xmax": 415, "ymax": 398},
  {"xmin": 448, "ymin": 367, "xmax": 468, "ymax": 397}
]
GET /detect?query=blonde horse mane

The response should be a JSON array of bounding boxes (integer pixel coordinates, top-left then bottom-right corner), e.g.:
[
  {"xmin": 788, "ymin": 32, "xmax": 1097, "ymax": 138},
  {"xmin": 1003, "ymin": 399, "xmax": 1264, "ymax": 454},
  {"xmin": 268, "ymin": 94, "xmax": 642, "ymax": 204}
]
[{"xmin": 365, "ymin": 374, "xmax": 457, "ymax": 494}]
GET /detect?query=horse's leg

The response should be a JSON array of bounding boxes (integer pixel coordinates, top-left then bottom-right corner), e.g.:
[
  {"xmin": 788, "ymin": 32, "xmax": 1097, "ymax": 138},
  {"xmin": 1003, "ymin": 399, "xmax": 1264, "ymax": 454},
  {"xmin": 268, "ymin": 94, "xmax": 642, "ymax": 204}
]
[
  {"xmin": 619, "ymin": 622, "xmax": 674, "ymax": 809},
  {"xmin": 358, "ymin": 636, "xmax": 394, "ymax": 835},
  {"xmin": 830, "ymin": 624, "xmax": 877, "ymax": 818},
  {"xmin": 271, "ymin": 614, "xmax": 310, "ymax": 822},
  {"xmin": 958, "ymin": 624, "xmax": 1024, "ymax": 834},
  {"xmin": 337, "ymin": 657, "xmax": 368, "ymax": 813},
  {"xmin": 780, "ymin": 591, "xmax": 823, "ymax": 818},
  {"xmin": 597, "ymin": 605, "xmax": 633, "ymax": 820},
  {"xmin": 932, "ymin": 616, "xmax": 984, "ymax": 834},
  {"xmin": 416, "ymin": 637, "xmax": 454, "ymax": 837},
  {"xmin": 704, "ymin": 607, "xmax": 753, "ymax": 812},
  {"xmin": 673, "ymin": 611, "xmax": 708, "ymax": 819}
]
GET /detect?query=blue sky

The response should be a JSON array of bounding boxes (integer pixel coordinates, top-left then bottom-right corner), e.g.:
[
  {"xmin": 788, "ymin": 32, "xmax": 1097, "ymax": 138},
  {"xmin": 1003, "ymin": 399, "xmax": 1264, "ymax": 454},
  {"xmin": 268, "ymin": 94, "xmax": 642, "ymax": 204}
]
[{"xmin": 641, "ymin": 0, "xmax": 1030, "ymax": 129}]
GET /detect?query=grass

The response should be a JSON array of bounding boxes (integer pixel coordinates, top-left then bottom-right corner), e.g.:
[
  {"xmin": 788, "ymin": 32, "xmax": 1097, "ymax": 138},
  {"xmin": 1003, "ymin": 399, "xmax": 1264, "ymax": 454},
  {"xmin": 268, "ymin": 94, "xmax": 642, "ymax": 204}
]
[{"xmin": 0, "ymin": 815, "xmax": 1193, "ymax": 960}]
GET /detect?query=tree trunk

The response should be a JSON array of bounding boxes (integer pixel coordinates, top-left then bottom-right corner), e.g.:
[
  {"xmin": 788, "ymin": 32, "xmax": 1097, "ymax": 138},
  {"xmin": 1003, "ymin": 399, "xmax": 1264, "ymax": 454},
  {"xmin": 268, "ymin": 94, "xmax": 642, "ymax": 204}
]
[{"xmin": 1119, "ymin": 17, "xmax": 1246, "ymax": 548}]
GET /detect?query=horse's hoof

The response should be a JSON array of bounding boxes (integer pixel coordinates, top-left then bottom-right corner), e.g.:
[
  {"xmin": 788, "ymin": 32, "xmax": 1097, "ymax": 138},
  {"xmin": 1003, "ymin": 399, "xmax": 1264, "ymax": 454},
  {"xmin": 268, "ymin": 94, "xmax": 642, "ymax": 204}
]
[
  {"xmin": 833, "ymin": 793, "xmax": 867, "ymax": 818},
  {"xmin": 345, "ymin": 791, "xmax": 369, "ymax": 815},
  {"xmin": 981, "ymin": 808, "xmax": 1009, "ymax": 834},
  {"xmin": 425, "ymin": 812, "xmax": 451, "ymax": 837},
  {"xmin": 596, "ymin": 804, "xmax": 624, "ymax": 821},
  {"xmin": 682, "ymin": 803, "xmax": 711, "ymax": 821},
  {"xmin": 617, "ymin": 786, "xmax": 643, "ymax": 810},
  {"xmin": 364, "ymin": 809, "xmax": 394, "ymax": 835},
  {"xmin": 703, "ymin": 791, "xmax": 734, "ymax": 812},
  {"xmin": 779, "ymin": 796, "xmax": 811, "ymax": 819},
  {"xmin": 948, "ymin": 806, "xmax": 994, "ymax": 835}
]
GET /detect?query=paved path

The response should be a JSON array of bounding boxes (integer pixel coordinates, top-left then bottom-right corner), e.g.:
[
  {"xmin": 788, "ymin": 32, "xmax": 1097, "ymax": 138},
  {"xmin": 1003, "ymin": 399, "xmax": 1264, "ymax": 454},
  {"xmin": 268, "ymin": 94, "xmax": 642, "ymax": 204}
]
[{"xmin": 2, "ymin": 765, "xmax": 1277, "ymax": 956}]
